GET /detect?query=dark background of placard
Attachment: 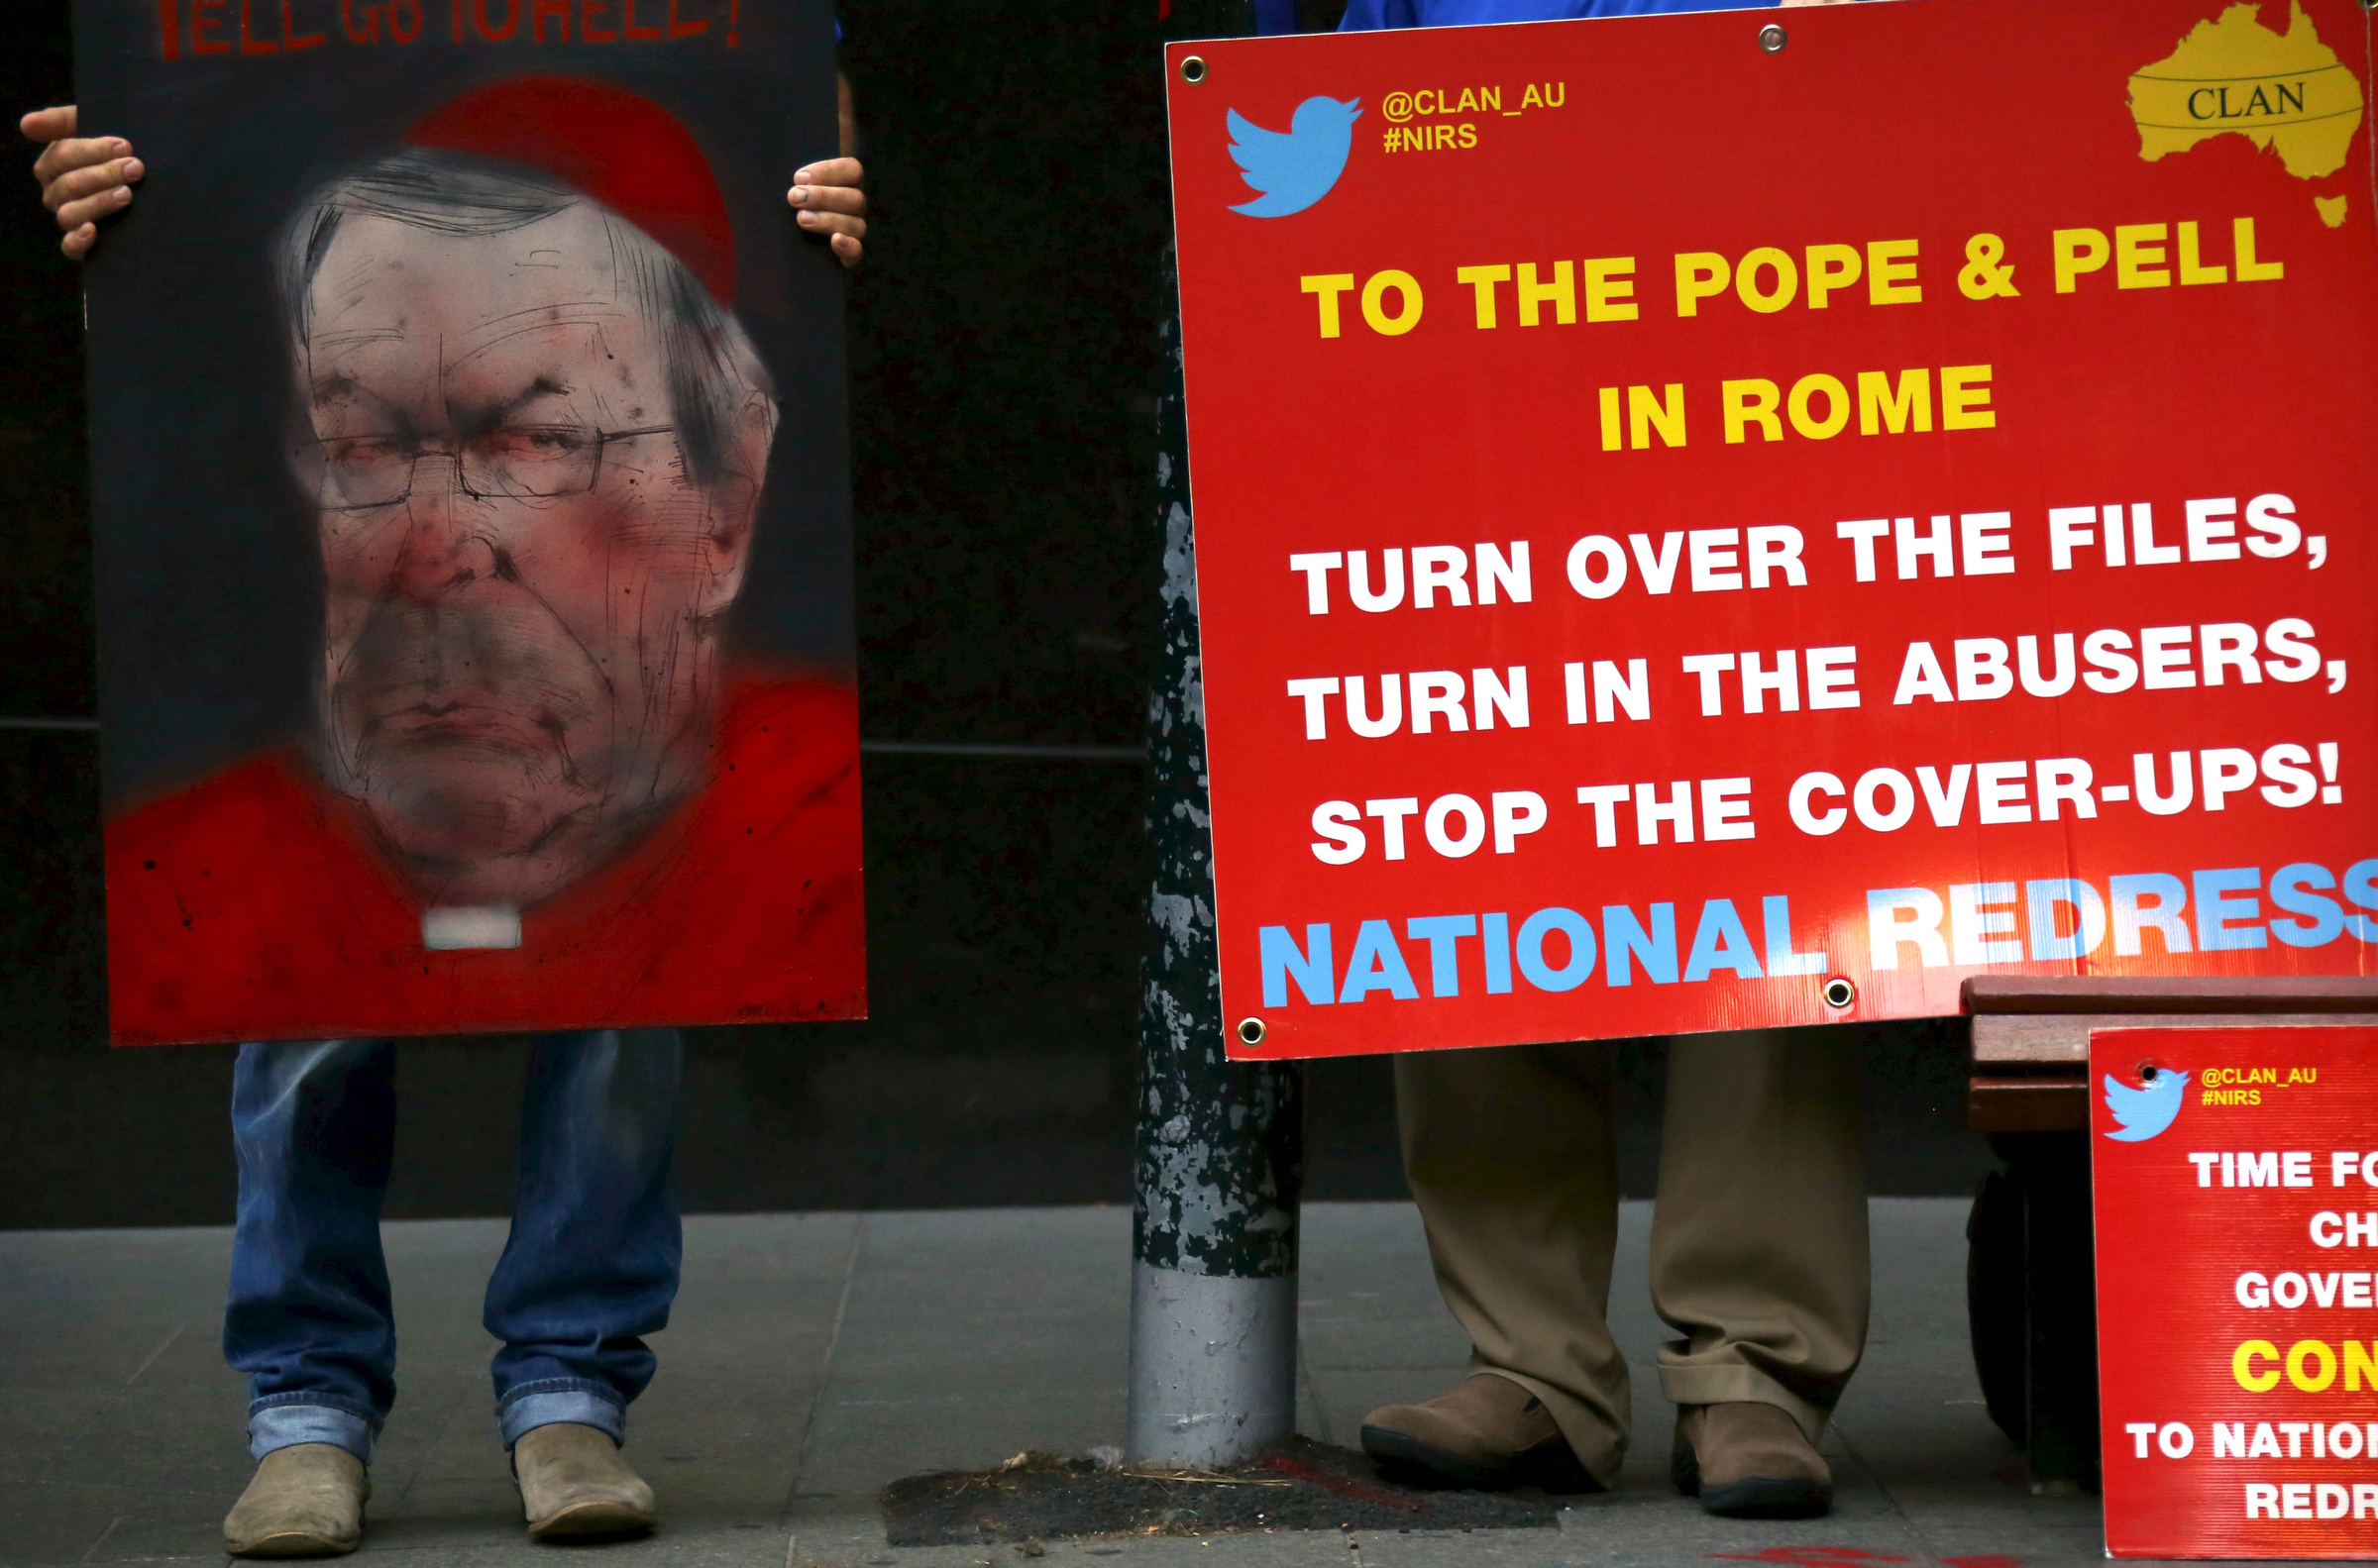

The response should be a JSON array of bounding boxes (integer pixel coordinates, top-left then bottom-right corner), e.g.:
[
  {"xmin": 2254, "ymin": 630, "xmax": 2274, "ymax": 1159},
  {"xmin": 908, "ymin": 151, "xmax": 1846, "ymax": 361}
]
[
  {"xmin": 74, "ymin": 0, "xmax": 850, "ymax": 806},
  {"xmin": 0, "ymin": 0, "xmax": 1983, "ymax": 1228}
]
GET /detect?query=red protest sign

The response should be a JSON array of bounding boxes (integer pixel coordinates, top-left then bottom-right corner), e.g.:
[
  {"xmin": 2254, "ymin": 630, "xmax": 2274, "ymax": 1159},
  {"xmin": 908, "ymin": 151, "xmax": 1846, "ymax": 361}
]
[
  {"xmin": 2093, "ymin": 1024, "xmax": 2378, "ymax": 1559},
  {"xmin": 1161, "ymin": 0, "xmax": 2378, "ymax": 1060}
]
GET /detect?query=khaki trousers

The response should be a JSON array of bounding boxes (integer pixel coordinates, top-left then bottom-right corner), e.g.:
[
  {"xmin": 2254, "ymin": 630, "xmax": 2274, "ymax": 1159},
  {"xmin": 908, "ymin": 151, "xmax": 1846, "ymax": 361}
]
[{"xmin": 1394, "ymin": 1028, "xmax": 1869, "ymax": 1486}]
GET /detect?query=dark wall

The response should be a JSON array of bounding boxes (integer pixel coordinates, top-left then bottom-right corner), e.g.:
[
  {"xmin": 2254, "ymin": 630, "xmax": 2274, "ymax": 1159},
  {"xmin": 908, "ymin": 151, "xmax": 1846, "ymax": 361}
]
[{"xmin": 0, "ymin": 0, "xmax": 1988, "ymax": 1229}]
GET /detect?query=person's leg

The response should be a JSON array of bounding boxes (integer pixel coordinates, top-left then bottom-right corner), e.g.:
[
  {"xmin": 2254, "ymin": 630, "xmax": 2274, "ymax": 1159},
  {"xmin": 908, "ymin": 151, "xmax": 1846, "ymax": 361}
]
[
  {"xmin": 1365, "ymin": 1041, "xmax": 1625, "ymax": 1488},
  {"xmin": 485, "ymin": 1026, "xmax": 682, "ymax": 1534},
  {"xmin": 1652, "ymin": 1027, "xmax": 1869, "ymax": 1515},
  {"xmin": 226, "ymin": 1038, "xmax": 401, "ymax": 1461},
  {"xmin": 486, "ymin": 1025, "xmax": 684, "ymax": 1438},
  {"xmin": 221, "ymin": 1038, "xmax": 397, "ymax": 1555}
]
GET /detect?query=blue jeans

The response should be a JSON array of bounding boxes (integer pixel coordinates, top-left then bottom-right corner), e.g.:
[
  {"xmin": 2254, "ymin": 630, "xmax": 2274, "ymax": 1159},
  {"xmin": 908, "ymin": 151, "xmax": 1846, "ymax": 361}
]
[{"xmin": 224, "ymin": 1030, "xmax": 685, "ymax": 1464}]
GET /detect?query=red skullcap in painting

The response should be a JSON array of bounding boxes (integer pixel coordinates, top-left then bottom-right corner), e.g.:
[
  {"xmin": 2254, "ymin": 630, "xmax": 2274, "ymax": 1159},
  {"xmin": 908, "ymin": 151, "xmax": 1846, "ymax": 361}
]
[{"xmin": 405, "ymin": 74, "xmax": 738, "ymax": 303}]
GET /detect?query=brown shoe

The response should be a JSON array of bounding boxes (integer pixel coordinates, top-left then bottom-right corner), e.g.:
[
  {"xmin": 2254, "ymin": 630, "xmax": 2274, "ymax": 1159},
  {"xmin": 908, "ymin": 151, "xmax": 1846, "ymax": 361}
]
[
  {"xmin": 512, "ymin": 1422, "xmax": 659, "ymax": 1538},
  {"xmin": 1672, "ymin": 1402, "xmax": 1831, "ymax": 1518},
  {"xmin": 222, "ymin": 1443, "xmax": 368, "ymax": 1557},
  {"xmin": 1360, "ymin": 1373, "xmax": 1600, "ymax": 1492}
]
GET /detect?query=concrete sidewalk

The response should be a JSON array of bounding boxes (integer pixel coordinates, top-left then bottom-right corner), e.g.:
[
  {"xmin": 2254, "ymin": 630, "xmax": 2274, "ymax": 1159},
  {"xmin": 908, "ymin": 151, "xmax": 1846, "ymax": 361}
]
[{"xmin": 2, "ymin": 1202, "xmax": 2125, "ymax": 1567}]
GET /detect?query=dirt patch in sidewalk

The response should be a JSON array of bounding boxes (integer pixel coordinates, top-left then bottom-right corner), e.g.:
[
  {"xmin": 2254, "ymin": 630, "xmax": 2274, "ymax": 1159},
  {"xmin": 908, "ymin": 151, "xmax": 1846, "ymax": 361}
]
[{"xmin": 880, "ymin": 1435, "xmax": 1568, "ymax": 1545}]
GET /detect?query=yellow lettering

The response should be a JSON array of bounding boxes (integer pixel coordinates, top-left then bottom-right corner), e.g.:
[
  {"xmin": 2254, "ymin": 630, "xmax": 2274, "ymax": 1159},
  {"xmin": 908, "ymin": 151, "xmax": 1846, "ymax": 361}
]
[
  {"xmin": 2177, "ymin": 220, "xmax": 2227, "ymax": 285},
  {"xmin": 1941, "ymin": 365, "xmax": 1995, "ymax": 430},
  {"xmin": 1360, "ymin": 269, "xmax": 1424, "ymax": 336},
  {"xmin": 1722, "ymin": 379, "xmax": 1782, "ymax": 444},
  {"xmin": 2289, "ymin": 1339, "xmax": 2338, "ymax": 1393},
  {"xmin": 1675, "ymin": 252, "xmax": 1730, "ymax": 317},
  {"xmin": 2234, "ymin": 215, "xmax": 2283, "ymax": 281},
  {"xmin": 1735, "ymin": 247, "xmax": 1798, "ymax": 314},
  {"xmin": 2345, "ymin": 1340, "xmax": 2378, "ymax": 1392},
  {"xmin": 1867, "ymin": 238, "xmax": 1921, "ymax": 304},
  {"xmin": 1805, "ymin": 243, "xmax": 1862, "ymax": 308},
  {"xmin": 1517, "ymin": 260, "xmax": 1575, "ymax": 326},
  {"xmin": 2235, "ymin": 1339, "xmax": 2281, "ymax": 1392},
  {"xmin": 1629, "ymin": 383, "xmax": 1685, "ymax": 449},
  {"xmin": 1583, "ymin": 257, "xmax": 1638, "ymax": 322},
  {"xmin": 2053, "ymin": 228, "xmax": 2109, "ymax": 293},
  {"xmin": 1598, "ymin": 386, "xmax": 1622, "ymax": 452},
  {"xmin": 2115, "ymin": 222, "xmax": 2170, "ymax": 289},
  {"xmin": 1858, "ymin": 368, "xmax": 1933, "ymax": 435},
  {"xmin": 1301, "ymin": 272, "xmax": 1355, "ymax": 339},
  {"xmin": 1787, "ymin": 373, "xmax": 1850, "ymax": 440},
  {"xmin": 1457, "ymin": 264, "xmax": 1510, "ymax": 330}
]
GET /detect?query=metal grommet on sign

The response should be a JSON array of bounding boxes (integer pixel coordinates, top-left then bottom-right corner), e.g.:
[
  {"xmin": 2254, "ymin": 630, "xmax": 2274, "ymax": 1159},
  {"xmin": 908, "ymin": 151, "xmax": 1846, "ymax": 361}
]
[
  {"xmin": 1180, "ymin": 55, "xmax": 1208, "ymax": 83},
  {"xmin": 1237, "ymin": 1017, "xmax": 1267, "ymax": 1046},
  {"xmin": 1758, "ymin": 23, "xmax": 1786, "ymax": 52},
  {"xmin": 1821, "ymin": 976, "xmax": 1855, "ymax": 1009}
]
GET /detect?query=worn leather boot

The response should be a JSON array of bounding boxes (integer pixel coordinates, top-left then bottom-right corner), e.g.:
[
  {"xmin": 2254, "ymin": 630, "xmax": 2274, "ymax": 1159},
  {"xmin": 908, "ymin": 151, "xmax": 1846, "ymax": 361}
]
[
  {"xmin": 222, "ymin": 1443, "xmax": 369, "ymax": 1557},
  {"xmin": 512, "ymin": 1421, "xmax": 659, "ymax": 1538},
  {"xmin": 1360, "ymin": 1372, "xmax": 1600, "ymax": 1492},
  {"xmin": 1672, "ymin": 1402, "xmax": 1832, "ymax": 1518}
]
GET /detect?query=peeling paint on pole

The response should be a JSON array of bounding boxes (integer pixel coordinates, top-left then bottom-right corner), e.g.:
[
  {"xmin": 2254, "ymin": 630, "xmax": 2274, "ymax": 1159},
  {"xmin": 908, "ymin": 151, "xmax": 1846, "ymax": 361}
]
[{"xmin": 1127, "ymin": 278, "xmax": 1305, "ymax": 1465}]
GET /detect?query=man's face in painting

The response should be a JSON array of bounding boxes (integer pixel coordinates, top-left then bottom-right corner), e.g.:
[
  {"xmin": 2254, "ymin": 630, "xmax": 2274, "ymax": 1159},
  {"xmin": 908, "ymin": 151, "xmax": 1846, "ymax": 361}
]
[{"xmin": 292, "ymin": 201, "xmax": 774, "ymax": 907}]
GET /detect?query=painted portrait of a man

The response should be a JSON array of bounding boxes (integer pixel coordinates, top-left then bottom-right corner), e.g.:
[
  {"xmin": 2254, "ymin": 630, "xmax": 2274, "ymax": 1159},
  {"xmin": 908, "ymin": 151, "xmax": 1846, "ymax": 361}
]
[{"xmin": 97, "ymin": 75, "xmax": 864, "ymax": 1042}]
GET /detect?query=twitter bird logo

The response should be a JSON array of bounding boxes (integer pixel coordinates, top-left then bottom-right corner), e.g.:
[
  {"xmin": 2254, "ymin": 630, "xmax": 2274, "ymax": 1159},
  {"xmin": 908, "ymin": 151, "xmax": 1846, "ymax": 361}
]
[
  {"xmin": 1227, "ymin": 96, "xmax": 1362, "ymax": 218},
  {"xmin": 2104, "ymin": 1066, "xmax": 2190, "ymax": 1142}
]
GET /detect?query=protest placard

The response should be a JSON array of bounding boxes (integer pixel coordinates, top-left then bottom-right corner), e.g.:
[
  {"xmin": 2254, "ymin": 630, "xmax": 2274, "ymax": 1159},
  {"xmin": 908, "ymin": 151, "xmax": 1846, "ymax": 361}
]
[
  {"xmin": 1163, "ymin": 0, "xmax": 2378, "ymax": 1058},
  {"xmin": 77, "ymin": 0, "xmax": 864, "ymax": 1042},
  {"xmin": 2094, "ymin": 1023, "xmax": 2378, "ymax": 1559}
]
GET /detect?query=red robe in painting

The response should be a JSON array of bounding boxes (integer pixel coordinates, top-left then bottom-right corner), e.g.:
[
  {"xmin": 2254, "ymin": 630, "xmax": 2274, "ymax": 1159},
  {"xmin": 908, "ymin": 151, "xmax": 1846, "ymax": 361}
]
[{"xmin": 105, "ymin": 671, "xmax": 865, "ymax": 1045}]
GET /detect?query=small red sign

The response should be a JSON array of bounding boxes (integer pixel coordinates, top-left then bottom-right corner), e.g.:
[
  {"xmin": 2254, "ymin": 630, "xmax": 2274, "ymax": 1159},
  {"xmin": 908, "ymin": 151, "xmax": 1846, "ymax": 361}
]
[{"xmin": 2093, "ymin": 1024, "xmax": 2378, "ymax": 1558}]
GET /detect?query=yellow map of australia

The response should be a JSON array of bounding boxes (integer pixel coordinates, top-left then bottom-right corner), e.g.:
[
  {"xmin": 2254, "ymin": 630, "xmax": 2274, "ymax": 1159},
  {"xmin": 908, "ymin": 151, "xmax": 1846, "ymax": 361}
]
[{"xmin": 2128, "ymin": 0, "xmax": 2366, "ymax": 226}]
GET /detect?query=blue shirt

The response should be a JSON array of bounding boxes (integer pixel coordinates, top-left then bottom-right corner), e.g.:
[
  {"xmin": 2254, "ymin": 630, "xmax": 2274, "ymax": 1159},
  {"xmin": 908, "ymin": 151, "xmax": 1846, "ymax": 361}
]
[{"xmin": 1338, "ymin": 0, "xmax": 1775, "ymax": 29}]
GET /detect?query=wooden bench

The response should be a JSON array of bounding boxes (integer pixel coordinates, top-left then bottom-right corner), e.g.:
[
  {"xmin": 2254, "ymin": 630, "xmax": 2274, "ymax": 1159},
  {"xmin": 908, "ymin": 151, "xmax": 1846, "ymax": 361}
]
[
  {"xmin": 1962, "ymin": 976, "xmax": 2378, "ymax": 1493},
  {"xmin": 1966, "ymin": 975, "xmax": 2378, "ymax": 1132}
]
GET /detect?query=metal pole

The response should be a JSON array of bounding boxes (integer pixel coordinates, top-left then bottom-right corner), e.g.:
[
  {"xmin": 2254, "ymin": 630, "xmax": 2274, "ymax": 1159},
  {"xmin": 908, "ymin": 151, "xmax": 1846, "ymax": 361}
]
[{"xmin": 1128, "ymin": 114, "xmax": 1305, "ymax": 1461}]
